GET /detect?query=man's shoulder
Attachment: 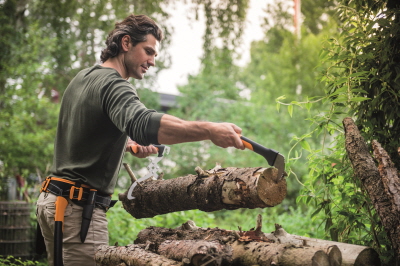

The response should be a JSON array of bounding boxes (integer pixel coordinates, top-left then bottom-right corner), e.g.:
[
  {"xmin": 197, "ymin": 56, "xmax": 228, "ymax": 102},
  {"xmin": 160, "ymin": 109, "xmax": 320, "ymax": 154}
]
[{"xmin": 83, "ymin": 65, "xmax": 120, "ymax": 78}]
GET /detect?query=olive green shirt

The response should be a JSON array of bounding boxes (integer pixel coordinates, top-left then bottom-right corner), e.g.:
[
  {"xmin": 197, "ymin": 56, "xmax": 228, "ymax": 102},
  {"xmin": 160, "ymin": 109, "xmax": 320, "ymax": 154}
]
[{"xmin": 50, "ymin": 65, "xmax": 164, "ymax": 194}]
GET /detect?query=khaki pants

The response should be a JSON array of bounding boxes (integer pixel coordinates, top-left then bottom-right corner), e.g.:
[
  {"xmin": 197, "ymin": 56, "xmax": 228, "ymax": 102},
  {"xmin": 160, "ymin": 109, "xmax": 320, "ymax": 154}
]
[{"xmin": 36, "ymin": 192, "xmax": 109, "ymax": 266}]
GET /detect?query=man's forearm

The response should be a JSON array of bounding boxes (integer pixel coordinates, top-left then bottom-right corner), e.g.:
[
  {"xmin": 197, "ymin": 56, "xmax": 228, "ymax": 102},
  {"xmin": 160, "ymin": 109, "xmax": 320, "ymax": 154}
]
[
  {"xmin": 157, "ymin": 114, "xmax": 245, "ymax": 149},
  {"xmin": 157, "ymin": 114, "xmax": 211, "ymax": 144}
]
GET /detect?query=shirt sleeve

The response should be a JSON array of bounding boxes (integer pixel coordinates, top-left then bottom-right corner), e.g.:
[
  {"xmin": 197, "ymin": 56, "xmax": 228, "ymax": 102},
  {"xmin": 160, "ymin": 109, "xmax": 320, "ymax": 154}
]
[{"xmin": 100, "ymin": 77, "xmax": 164, "ymax": 146}]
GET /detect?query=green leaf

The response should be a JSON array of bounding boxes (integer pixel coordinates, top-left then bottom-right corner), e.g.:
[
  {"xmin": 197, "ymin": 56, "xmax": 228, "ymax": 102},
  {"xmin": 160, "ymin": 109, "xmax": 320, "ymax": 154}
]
[
  {"xmin": 300, "ymin": 140, "xmax": 312, "ymax": 152},
  {"xmin": 276, "ymin": 102, "xmax": 281, "ymax": 112},
  {"xmin": 350, "ymin": 97, "xmax": 370, "ymax": 102},
  {"xmin": 288, "ymin": 104, "xmax": 293, "ymax": 117},
  {"xmin": 331, "ymin": 96, "xmax": 349, "ymax": 103}
]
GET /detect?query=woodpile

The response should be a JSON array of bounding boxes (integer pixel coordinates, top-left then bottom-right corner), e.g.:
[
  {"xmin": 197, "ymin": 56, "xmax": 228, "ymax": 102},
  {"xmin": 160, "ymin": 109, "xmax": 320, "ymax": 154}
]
[{"xmin": 95, "ymin": 216, "xmax": 380, "ymax": 266}]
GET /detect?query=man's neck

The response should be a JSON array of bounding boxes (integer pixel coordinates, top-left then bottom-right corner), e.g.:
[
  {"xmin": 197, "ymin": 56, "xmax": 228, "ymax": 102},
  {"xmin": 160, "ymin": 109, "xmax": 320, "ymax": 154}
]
[{"xmin": 102, "ymin": 56, "xmax": 128, "ymax": 79}]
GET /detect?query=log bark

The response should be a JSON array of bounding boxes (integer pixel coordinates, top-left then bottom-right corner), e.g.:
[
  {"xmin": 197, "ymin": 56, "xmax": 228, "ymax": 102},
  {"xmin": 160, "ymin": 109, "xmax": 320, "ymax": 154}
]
[
  {"xmin": 135, "ymin": 225, "xmax": 331, "ymax": 266},
  {"xmin": 158, "ymin": 240, "xmax": 233, "ymax": 266},
  {"xmin": 135, "ymin": 220, "xmax": 380, "ymax": 266},
  {"xmin": 230, "ymin": 241, "xmax": 330, "ymax": 266},
  {"xmin": 119, "ymin": 166, "xmax": 286, "ymax": 218},
  {"xmin": 134, "ymin": 225, "xmax": 242, "ymax": 245},
  {"xmin": 94, "ymin": 244, "xmax": 183, "ymax": 266},
  {"xmin": 265, "ymin": 225, "xmax": 380, "ymax": 266},
  {"xmin": 343, "ymin": 117, "xmax": 400, "ymax": 264}
]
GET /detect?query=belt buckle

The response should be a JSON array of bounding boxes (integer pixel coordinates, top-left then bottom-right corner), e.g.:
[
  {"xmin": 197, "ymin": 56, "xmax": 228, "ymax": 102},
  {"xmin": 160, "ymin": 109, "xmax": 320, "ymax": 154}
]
[{"xmin": 70, "ymin": 186, "xmax": 84, "ymax": 201}]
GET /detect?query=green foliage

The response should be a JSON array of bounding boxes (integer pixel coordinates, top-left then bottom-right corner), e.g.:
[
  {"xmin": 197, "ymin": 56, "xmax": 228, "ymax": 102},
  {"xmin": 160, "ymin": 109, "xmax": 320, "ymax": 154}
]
[
  {"xmin": 193, "ymin": 0, "xmax": 248, "ymax": 62},
  {"xmin": 3, "ymin": 0, "xmax": 399, "ymax": 264},
  {"xmin": 278, "ymin": 1, "xmax": 399, "ymax": 264},
  {"xmin": 0, "ymin": 19, "xmax": 59, "ymax": 181},
  {"xmin": 0, "ymin": 256, "xmax": 46, "ymax": 266},
  {"xmin": 0, "ymin": 0, "xmax": 176, "ymax": 185},
  {"xmin": 0, "ymin": 0, "xmax": 250, "ymax": 189}
]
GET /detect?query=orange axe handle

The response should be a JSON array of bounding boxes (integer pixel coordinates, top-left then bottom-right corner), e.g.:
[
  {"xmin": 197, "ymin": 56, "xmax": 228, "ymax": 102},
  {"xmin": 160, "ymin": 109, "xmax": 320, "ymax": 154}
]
[{"xmin": 128, "ymin": 144, "xmax": 166, "ymax": 157}]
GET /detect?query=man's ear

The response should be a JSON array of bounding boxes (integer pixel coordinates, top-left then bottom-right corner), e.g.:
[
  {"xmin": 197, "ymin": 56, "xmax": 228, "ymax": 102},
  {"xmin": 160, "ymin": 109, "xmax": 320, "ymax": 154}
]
[{"xmin": 121, "ymin": 35, "xmax": 131, "ymax": 52}]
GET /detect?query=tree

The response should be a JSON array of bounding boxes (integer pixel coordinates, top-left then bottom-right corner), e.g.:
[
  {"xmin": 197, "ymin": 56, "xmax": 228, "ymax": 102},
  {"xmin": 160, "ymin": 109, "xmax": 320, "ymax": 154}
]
[
  {"xmin": 0, "ymin": 0, "xmax": 171, "ymax": 191},
  {"xmin": 282, "ymin": 0, "xmax": 400, "ymax": 264},
  {"xmin": 0, "ymin": 0, "xmax": 250, "ymax": 198}
]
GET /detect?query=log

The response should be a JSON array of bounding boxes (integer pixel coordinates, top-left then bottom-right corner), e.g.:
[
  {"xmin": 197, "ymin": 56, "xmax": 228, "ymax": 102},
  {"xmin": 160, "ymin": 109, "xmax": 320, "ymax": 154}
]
[
  {"xmin": 94, "ymin": 244, "xmax": 183, "ymax": 266},
  {"xmin": 230, "ymin": 241, "xmax": 330, "ymax": 266},
  {"xmin": 119, "ymin": 166, "xmax": 287, "ymax": 218},
  {"xmin": 343, "ymin": 117, "xmax": 400, "ymax": 263},
  {"xmin": 265, "ymin": 225, "xmax": 380, "ymax": 266},
  {"xmin": 158, "ymin": 240, "xmax": 233, "ymax": 266},
  {"xmin": 134, "ymin": 225, "xmax": 242, "ymax": 245},
  {"xmin": 135, "ymin": 225, "xmax": 331, "ymax": 266},
  {"xmin": 135, "ymin": 217, "xmax": 381, "ymax": 266}
]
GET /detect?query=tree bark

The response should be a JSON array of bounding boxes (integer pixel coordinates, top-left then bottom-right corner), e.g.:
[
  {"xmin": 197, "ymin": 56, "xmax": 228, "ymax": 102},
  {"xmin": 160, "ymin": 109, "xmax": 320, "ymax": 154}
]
[
  {"xmin": 94, "ymin": 244, "xmax": 183, "ymax": 266},
  {"xmin": 134, "ymin": 220, "xmax": 380, "ymax": 266},
  {"xmin": 119, "ymin": 166, "xmax": 286, "ymax": 218},
  {"xmin": 343, "ymin": 117, "xmax": 400, "ymax": 264},
  {"xmin": 265, "ymin": 225, "xmax": 380, "ymax": 266},
  {"xmin": 135, "ymin": 225, "xmax": 332, "ymax": 266},
  {"xmin": 134, "ymin": 225, "xmax": 242, "ymax": 245},
  {"xmin": 158, "ymin": 240, "xmax": 233, "ymax": 266},
  {"xmin": 230, "ymin": 241, "xmax": 330, "ymax": 266}
]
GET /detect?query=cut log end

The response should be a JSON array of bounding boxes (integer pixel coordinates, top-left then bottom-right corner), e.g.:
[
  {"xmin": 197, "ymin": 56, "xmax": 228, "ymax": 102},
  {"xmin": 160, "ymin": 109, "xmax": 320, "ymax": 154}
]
[
  {"xmin": 312, "ymin": 250, "xmax": 331, "ymax": 266},
  {"xmin": 257, "ymin": 168, "xmax": 287, "ymax": 206},
  {"xmin": 327, "ymin": 245, "xmax": 342, "ymax": 266},
  {"xmin": 354, "ymin": 248, "xmax": 381, "ymax": 266}
]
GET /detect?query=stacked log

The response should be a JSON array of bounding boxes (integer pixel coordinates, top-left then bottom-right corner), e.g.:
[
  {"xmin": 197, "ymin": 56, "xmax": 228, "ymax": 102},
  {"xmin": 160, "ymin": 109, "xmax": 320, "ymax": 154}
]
[
  {"xmin": 95, "ymin": 217, "xmax": 379, "ymax": 266},
  {"xmin": 264, "ymin": 224, "xmax": 380, "ymax": 266},
  {"xmin": 95, "ymin": 244, "xmax": 183, "ymax": 266}
]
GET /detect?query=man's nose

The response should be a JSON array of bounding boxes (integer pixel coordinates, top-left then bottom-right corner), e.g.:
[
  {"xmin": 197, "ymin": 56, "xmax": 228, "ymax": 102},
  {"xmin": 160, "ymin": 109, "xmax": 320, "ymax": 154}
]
[{"xmin": 148, "ymin": 56, "xmax": 155, "ymax": 67}]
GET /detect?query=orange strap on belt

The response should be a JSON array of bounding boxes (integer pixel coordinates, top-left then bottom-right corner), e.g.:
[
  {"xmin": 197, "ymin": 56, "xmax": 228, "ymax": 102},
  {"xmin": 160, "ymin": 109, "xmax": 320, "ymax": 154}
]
[
  {"xmin": 41, "ymin": 176, "xmax": 91, "ymax": 201},
  {"xmin": 54, "ymin": 196, "xmax": 68, "ymax": 228}
]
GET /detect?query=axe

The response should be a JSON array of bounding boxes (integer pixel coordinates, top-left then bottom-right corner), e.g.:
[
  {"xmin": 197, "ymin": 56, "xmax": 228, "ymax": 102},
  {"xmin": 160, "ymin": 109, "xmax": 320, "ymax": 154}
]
[{"xmin": 240, "ymin": 135, "xmax": 285, "ymax": 181}]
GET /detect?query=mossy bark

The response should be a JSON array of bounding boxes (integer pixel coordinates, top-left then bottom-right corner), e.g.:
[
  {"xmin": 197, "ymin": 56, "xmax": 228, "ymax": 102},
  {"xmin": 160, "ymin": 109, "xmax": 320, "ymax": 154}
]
[{"xmin": 344, "ymin": 117, "xmax": 400, "ymax": 264}]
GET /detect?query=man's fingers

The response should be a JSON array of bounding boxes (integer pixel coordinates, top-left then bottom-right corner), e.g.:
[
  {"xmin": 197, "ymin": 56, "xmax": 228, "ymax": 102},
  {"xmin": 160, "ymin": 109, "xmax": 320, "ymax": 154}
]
[
  {"xmin": 235, "ymin": 134, "xmax": 245, "ymax": 150},
  {"xmin": 209, "ymin": 123, "xmax": 245, "ymax": 150},
  {"xmin": 226, "ymin": 123, "xmax": 244, "ymax": 150},
  {"xmin": 232, "ymin": 124, "xmax": 242, "ymax": 134},
  {"xmin": 142, "ymin": 145, "xmax": 158, "ymax": 154},
  {"xmin": 134, "ymin": 144, "xmax": 158, "ymax": 158}
]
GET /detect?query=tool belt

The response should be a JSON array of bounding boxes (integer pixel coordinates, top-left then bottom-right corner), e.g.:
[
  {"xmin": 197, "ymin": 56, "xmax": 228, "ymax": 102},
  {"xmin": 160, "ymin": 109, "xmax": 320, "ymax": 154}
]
[
  {"xmin": 40, "ymin": 176, "xmax": 117, "ymax": 209},
  {"xmin": 37, "ymin": 177, "xmax": 117, "ymax": 266}
]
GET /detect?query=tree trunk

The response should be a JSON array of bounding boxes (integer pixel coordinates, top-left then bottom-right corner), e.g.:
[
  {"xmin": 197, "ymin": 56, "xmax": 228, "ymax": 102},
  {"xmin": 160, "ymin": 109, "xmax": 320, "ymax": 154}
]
[
  {"xmin": 343, "ymin": 117, "xmax": 400, "ymax": 264},
  {"xmin": 94, "ymin": 244, "xmax": 183, "ymax": 266},
  {"xmin": 119, "ymin": 166, "xmax": 286, "ymax": 218}
]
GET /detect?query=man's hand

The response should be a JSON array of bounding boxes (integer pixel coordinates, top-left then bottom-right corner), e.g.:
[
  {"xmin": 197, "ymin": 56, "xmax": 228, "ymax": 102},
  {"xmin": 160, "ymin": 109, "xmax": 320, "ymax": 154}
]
[
  {"xmin": 126, "ymin": 139, "xmax": 158, "ymax": 158},
  {"xmin": 208, "ymin": 122, "xmax": 245, "ymax": 150}
]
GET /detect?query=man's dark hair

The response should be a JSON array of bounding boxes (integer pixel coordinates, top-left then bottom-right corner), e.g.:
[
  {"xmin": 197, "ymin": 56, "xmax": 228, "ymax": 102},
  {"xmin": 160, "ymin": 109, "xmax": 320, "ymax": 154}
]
[{"xmin": 100, "ymin": 14, "xmax": 163, "ymax": 62}]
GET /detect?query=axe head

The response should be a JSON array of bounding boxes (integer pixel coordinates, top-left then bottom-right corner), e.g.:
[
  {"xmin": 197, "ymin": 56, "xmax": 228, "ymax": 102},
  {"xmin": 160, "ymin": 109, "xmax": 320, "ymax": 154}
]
[
  {"xmin": 240, "ymin": 135, "xmax": 286, "ymax": 181},
  {"xmin": 273, "ymin": 153, "xmax": 285, "ymax": 181}
]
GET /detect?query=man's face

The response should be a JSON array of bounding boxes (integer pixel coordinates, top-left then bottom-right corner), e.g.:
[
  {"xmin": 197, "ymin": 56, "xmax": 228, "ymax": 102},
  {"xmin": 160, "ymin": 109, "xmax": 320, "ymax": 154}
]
[{"xmin": 124, "ymin": 34, "xmax": 160, "ymax": 80}]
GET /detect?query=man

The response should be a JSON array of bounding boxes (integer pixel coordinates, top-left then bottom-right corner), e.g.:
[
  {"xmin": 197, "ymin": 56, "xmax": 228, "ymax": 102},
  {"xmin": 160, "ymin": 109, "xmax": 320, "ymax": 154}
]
[{"xmin": 36, "ymin": 14, "xmax": 244, "ymax": 266}]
